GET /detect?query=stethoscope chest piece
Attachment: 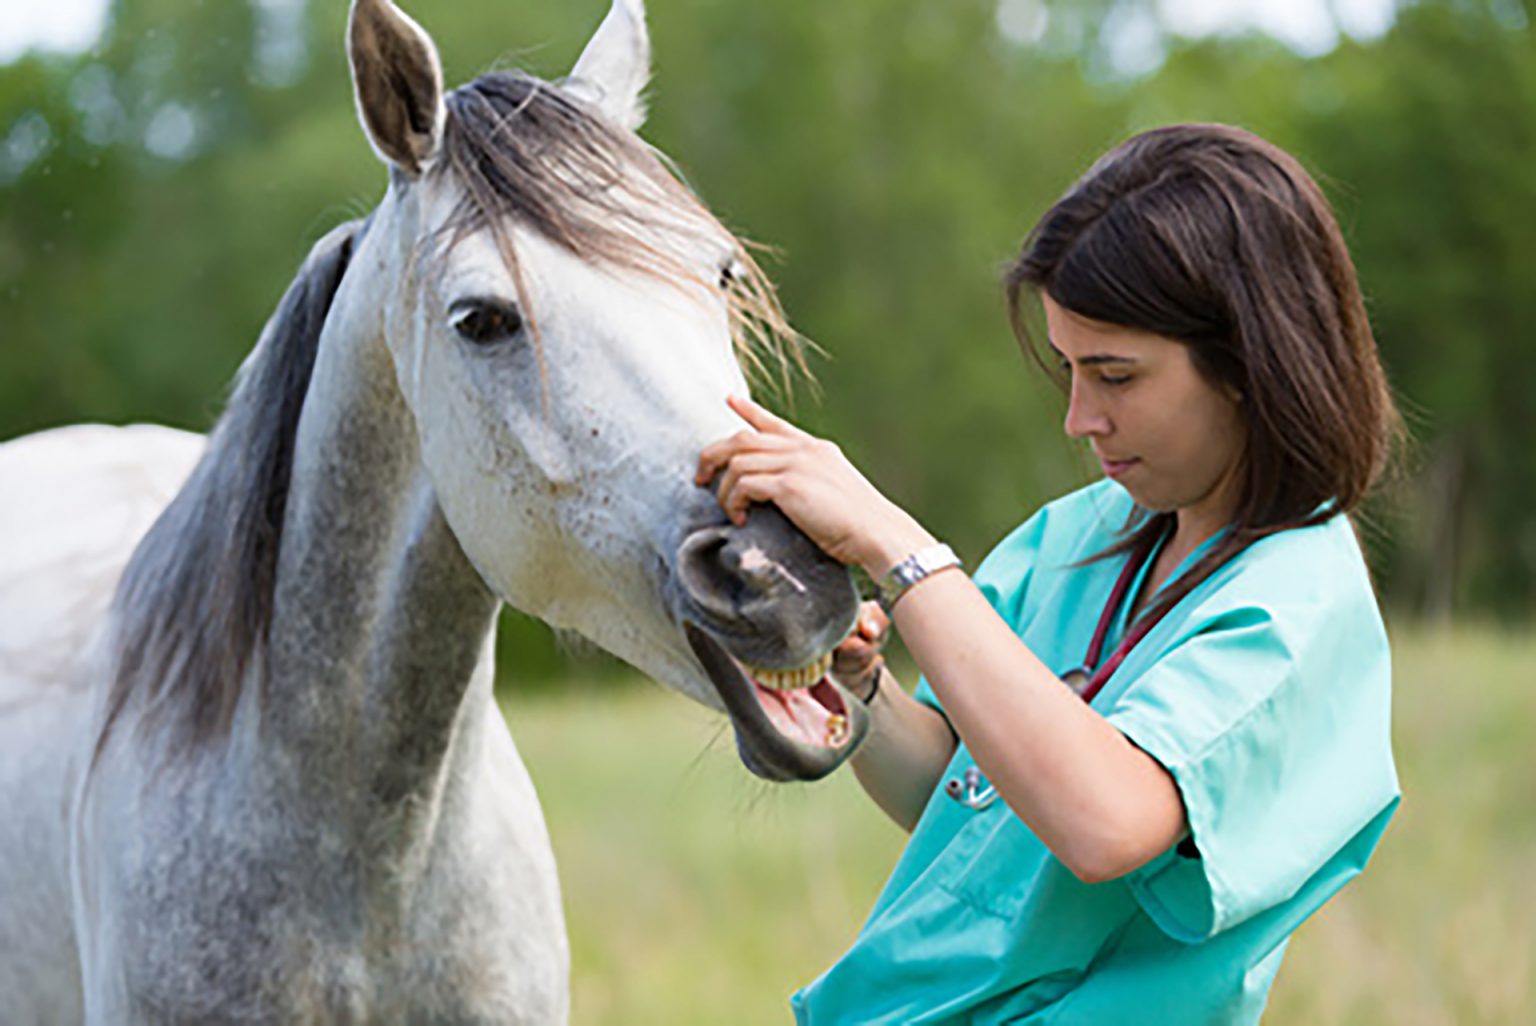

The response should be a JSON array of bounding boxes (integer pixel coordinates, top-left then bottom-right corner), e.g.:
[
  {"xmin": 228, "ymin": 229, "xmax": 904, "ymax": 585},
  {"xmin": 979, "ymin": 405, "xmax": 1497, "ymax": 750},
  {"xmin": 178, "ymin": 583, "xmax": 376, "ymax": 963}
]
[
  {"xmin": 944, "ymin": 765, "xmax": 998, "ymax": 811},
  {"xmin": 1061, "ymin": 667, "xmax": 1092, "ymax": 698}
]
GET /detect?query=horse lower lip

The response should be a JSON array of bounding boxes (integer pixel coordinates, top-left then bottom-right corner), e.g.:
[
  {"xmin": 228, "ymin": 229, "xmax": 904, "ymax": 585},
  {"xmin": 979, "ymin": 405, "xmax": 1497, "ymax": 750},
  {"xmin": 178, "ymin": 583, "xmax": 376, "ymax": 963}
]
[{"xmin": 682, "ymin": 623, "xmax": 864, "ymax": 776}]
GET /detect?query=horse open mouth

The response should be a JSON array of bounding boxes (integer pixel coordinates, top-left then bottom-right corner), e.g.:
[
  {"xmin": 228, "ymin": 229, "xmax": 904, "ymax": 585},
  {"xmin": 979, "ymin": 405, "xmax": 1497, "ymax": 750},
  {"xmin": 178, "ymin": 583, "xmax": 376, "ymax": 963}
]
[
  {"xmin": 740, "ymin": 652, "xmax": 852, "ymax": 748},
  {"xmin": 683, "ymin": 623, "xmax": 868, "ymax": 781}
]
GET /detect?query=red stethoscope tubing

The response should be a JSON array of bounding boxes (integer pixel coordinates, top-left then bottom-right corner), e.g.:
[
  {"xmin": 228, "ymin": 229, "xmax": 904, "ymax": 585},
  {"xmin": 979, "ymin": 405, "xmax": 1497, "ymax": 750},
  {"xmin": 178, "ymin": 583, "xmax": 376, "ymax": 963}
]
[
  {"xmin": 948, "ymin": 526, "xmax": 1182, "ymax": 812},
  {"xmin": 950, "ymin": 521, "xmax": 1233, "ymax": 811},
  {"xmin": 1074, "ymin": 522, "xmax": 1177, "ymax": 704}
]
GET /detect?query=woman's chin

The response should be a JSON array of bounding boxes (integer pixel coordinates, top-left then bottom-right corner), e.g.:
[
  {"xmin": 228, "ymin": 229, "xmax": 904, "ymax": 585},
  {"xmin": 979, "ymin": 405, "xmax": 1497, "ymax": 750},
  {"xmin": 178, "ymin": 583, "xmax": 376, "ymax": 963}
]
[{"xmin": 1111, "ymin": 478, "xmax": 1177, "ymax": 515}]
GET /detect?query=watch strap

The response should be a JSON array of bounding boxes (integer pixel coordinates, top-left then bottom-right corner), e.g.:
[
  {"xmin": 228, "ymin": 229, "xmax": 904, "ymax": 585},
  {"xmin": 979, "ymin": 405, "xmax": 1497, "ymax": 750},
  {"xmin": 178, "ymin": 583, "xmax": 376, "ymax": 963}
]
[{"xmin": 876, "ymin": 543, "xmax": 961, "ymax": 614}]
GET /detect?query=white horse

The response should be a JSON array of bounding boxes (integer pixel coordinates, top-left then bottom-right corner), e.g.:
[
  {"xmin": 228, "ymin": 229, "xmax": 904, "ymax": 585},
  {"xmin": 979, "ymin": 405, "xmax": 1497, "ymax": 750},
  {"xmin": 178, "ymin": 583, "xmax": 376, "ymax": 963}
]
[{"xmin": 0, "ymin": 1, "xmax": 869, "ymax": 1021}]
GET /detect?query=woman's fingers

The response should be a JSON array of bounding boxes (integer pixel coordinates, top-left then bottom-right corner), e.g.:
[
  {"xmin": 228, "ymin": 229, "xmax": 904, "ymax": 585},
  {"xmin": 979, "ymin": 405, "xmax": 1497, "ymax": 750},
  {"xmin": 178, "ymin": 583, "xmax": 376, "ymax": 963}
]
[
  {"xmin": 719, "ymin": 470, "xmax": 788, "ymax": 525},
  {"xmin": 856, "ymin": 601, "xmax": 891, "ymax": 645},
  {"xmin": 695, "ymin": 430, "xmax": 750, "ymax": 486},
  {"xmin": 695, "ymin": 428, "xmax": 791, "ymax": 487},
  {"xmin": 726, "ymin": 394, "xmax": 806, "ymax": 438},
  {"xmin": 694, "ymin": 397, "xmax": 905, "ymax": 571},
  {"xmin": 696, "ymin": 401, "xmax": 817, "ymax": 523},
  {"xmin": 714, "ymin": 452, "xmax": 789, "ymax": 522},
  {"xmin": 832, "ymin": 600, "xmax": 889, "ymax": 686},
  {"xmin": 831, "ymin": 643, "xmax": 884, "ymax": 695},
  {"xmin": 832, "ymin": 629, "xmax": 877, "ymax": 670}
]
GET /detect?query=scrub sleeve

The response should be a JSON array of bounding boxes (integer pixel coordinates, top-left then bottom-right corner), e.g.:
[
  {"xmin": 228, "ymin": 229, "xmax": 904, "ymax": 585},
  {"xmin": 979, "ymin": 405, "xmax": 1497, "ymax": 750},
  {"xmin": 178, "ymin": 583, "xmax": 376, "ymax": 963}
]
[{"xmin": 1107, "ymin": 573, "xmax": 1400, "ymax": 942}]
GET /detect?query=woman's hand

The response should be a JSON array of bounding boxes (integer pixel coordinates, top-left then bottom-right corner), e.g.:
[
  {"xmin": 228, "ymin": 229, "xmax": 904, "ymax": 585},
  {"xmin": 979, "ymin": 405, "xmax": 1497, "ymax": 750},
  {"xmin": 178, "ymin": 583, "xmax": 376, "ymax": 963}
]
[
  {"xmin": 695, "ymin": 396, "xmax": 935, "ymax": 577},
  {"xmin": 831, "ymin": 601, "xmax": 890, "ymax": 701}
]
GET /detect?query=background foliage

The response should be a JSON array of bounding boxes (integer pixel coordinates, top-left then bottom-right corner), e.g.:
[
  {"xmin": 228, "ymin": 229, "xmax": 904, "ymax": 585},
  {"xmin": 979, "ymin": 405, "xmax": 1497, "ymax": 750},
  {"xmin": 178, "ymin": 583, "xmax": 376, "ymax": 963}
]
[
  {"xmin": 4, "ymin": 3, "xmax": 1534, "ymax": 1023},
  {"xmin": 2, "ymin": 1, "xmax": 1533, "ymax": 637}
]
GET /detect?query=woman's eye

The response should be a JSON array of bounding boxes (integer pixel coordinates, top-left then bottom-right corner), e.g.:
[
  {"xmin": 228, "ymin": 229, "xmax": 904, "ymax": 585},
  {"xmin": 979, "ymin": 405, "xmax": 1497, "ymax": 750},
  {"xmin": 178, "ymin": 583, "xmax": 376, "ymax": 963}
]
[
  {"xmin": 1099, "ymin": 372, "xmax": 1132, "ymax": 386},
  {"xmin": 450, "ymin": 299, "xmax": 525, "ymax": 346}
]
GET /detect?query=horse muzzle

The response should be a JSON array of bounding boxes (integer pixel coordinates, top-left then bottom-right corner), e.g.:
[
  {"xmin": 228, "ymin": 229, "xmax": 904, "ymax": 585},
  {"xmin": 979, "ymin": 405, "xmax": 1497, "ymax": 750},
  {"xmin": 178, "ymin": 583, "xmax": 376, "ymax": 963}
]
[{"xmin": 674, "ymin": 498, "xmax": 867, "ymax": 782}]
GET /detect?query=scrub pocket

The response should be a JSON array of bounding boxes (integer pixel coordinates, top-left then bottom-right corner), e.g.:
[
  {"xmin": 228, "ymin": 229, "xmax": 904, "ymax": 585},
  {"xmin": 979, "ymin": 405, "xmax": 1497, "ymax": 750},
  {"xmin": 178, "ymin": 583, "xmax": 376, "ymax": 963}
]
[{"xmin": 931, "ymin": 805, "xmax": 1138, "ymax": 1022}]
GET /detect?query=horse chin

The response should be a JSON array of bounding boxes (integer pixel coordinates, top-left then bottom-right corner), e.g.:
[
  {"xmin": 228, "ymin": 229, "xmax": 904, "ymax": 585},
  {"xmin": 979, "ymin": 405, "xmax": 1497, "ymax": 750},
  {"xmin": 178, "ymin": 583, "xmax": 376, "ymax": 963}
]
[{"xmin": 683, "ymin": 623, "xmax": 869, "ymax": 782}]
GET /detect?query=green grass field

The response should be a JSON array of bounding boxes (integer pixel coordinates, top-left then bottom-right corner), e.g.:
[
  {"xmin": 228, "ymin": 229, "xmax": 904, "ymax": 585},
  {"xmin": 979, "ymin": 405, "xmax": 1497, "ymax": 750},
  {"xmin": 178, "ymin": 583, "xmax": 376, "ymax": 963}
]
[{"xmin": 503, "ymin": 626, "xmax": 1535, "ymax": 1025}]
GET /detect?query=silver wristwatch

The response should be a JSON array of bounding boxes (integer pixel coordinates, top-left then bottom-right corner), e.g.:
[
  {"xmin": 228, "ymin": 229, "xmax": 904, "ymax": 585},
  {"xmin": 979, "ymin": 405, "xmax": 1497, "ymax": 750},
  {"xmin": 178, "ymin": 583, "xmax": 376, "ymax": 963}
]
[{"xmin": 876, "ymin": 543, "xmax": 962, "ymax": 614}]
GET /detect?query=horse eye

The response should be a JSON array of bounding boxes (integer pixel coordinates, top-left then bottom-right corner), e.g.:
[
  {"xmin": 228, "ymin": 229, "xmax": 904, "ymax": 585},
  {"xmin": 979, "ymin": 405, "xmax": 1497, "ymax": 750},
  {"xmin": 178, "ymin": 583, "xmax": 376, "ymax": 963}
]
[{"xmin": 450, "ymin": 299, "xmax": 524, "ymax": 346}]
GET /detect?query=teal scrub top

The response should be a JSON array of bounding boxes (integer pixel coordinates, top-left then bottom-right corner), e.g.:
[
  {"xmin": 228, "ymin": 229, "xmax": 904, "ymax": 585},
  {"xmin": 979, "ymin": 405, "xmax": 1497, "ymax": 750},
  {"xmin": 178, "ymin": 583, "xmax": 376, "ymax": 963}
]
[{"xmin": 791, "ymin": 480, "xmax": 1399, "ymax": 1025}]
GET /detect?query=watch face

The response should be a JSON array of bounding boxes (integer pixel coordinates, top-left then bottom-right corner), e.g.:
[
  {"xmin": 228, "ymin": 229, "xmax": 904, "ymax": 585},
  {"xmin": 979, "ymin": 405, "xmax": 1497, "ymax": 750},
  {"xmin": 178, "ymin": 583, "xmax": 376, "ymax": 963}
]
[
  {"xmin": 913, "ymin": 544, "xmax": 960, "ymax": 579},
  {"xmin": 879, "ymin": 545, "xmax": 960, "ymax": 614}
]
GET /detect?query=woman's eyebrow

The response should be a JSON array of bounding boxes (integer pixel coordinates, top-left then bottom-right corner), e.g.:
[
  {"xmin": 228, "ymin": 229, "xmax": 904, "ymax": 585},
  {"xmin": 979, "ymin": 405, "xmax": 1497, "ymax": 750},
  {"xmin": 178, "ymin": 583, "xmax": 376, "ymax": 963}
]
[{"xmin": 1047, "ymin": 342, "xmax": 1138, "ymax": 366}]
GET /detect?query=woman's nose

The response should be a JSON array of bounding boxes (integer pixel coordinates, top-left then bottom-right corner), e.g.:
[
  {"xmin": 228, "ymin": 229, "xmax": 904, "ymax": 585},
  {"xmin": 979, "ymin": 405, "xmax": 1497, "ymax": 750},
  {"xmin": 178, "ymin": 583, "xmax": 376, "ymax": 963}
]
[{"xmin": 1063, "ymin": 380, "xmax": 1110, "ymax": 439}]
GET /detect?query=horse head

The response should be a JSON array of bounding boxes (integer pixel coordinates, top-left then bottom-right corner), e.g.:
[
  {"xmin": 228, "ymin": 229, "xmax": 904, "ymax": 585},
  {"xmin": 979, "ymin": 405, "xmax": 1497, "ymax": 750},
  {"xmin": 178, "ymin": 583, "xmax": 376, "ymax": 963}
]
[{"xmin": 346, "ymin": 0, "xmax": 869, "ymax": 781}]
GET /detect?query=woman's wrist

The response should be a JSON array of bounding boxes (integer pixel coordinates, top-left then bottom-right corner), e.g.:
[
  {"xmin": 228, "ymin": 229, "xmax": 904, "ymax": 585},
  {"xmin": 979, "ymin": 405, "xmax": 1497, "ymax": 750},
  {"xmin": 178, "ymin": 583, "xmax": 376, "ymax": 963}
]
[
  {"xmin": 857, "ymin": 508, "xmax": 939, "ymax": 579},
  {"xmin": 850, "ymin": 658, "xmax": 885, "ymax": 704}
]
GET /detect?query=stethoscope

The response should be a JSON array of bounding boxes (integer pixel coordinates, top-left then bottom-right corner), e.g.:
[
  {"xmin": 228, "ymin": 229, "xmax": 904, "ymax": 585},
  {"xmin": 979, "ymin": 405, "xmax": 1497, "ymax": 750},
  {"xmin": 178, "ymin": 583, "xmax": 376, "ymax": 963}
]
[
  {"xmin": 944, "ymin": 521, "xmax": 1178, "ymax": 813},
  {"xmin": 944, "ymin": 765, "xmax": 998, "ymax": 810}
]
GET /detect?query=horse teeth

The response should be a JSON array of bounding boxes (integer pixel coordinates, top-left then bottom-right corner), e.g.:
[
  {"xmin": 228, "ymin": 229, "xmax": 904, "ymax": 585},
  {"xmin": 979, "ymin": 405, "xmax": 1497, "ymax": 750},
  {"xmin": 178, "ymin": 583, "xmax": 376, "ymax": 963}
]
[
  {"xmin": 744, "ymin": 652, "xmax": 834, "ymax": 690},
  {"xmin": 825, "ymin": 714, "xmax": 848, "ymax": 746}
]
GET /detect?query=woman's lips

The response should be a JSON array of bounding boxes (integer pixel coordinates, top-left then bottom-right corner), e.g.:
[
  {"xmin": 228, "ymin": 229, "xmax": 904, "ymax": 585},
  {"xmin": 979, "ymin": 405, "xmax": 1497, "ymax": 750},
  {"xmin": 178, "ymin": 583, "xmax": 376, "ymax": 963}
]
[{"xmin": 1099, "ymin": 457, "xmax": 1139, "ymax": 479}]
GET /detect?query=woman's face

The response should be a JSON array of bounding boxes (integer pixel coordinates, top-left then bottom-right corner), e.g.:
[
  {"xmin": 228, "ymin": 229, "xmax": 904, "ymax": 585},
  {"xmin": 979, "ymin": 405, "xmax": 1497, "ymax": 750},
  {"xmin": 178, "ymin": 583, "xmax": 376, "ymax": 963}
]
[{"xmin": 1042, "ymin": 295, "xmax": 1247, "ymax": 535}]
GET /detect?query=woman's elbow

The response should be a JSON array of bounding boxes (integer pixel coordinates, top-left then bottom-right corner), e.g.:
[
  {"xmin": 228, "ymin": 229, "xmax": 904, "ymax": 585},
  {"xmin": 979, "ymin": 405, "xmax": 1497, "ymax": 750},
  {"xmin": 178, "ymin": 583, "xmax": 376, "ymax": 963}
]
[
  {"xmin": 1058, "ymin": 821, "xmax": 1178, "ymax": 885},
  {"xmin": 1064, "ymin": 846, "xmax": 1143, "ymax": 885},
  {"xmin": 1064, "ymin": 772, "xmax": 1188, "ymax": 883}
]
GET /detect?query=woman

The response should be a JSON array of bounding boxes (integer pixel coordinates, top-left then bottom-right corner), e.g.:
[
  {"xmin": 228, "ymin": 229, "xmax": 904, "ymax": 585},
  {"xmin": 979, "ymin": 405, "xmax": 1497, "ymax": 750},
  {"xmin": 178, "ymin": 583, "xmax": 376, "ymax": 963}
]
[{"xmin": 697, "ymin": 124, "xmax": 1402, "ymax": 1024}]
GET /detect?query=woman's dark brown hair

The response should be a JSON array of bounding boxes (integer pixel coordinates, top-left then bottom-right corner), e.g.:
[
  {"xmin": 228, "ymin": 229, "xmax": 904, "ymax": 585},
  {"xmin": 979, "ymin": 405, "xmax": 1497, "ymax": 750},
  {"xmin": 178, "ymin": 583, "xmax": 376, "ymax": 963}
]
[{"xmin": 1004, "ymin": 123, "xmax": 1402, "ymax": 620}]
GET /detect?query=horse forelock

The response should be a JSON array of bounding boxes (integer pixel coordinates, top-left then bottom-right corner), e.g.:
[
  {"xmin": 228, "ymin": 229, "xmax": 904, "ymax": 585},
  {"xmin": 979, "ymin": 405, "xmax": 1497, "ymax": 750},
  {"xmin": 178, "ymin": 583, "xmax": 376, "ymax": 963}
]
[
  {"xmin": 95, "ymin": 220, "xmax": 364, "ymax": 766},
  {"xmin": 439, "ymin": 71, "xmax": 810, "ymax": 397}
]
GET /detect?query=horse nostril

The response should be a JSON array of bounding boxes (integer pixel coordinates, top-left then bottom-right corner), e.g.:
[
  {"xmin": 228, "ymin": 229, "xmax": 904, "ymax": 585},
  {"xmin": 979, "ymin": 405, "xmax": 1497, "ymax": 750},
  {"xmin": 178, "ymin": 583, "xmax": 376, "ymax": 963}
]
[
  {"xmin": 676, "ymin": 503, "xmax": 859, "ymax": 660},
  {"xmin": 677, "ymin": 520, "xmax": 804, "ymax": 624},
  {"xmin": 677, "ymin": 526, "xmax": 750, "ymax": 621}
]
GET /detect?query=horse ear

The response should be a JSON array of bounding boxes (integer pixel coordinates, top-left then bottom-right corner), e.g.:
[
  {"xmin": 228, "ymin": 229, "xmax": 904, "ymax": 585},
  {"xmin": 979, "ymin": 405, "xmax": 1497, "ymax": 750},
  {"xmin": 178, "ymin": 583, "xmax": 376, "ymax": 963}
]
[
  {"xmin": 566, "ymin": 0, "xmax": 651, "ymax": 132},
  {"xmin": 348, "ymin": 0, "xmax": 446, "ymax": 177}
]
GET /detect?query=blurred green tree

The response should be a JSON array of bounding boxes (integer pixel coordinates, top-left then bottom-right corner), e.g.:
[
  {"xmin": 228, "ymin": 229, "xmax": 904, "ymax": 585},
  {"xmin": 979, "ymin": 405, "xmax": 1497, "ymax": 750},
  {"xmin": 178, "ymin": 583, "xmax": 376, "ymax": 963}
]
[
  {"xmin": 1299, "ymin": 2, "xmax": 1536, "ymax": 617},
  {"xmin": 2, "ymin": 0, "xmax": 1533, "ymax": 667}
]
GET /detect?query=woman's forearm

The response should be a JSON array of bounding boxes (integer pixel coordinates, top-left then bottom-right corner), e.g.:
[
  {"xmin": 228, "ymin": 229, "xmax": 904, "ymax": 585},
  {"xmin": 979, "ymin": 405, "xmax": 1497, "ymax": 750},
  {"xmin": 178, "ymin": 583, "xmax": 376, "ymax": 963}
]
[
  {"xmin": 892, "ymin": 571, "xmax": 1187, "ymax": 882},
  {"xmin": 849, "ymin": 667, "xmax": 958, "ymax": 833},
  {"xmin": 694, "ymin": 399, "xmax": 1184, "ymax": 875}
]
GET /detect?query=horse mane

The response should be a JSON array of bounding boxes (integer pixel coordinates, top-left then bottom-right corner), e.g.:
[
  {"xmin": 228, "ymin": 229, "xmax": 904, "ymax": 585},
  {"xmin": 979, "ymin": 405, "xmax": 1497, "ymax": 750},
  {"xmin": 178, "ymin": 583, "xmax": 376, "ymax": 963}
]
[
  {"xmin": 96, "ymin": 70, "xmax": 809, "ymax": 762},
  {"xmin": 96, "ymin": 220, "xmax": 361, "ymax": 761}
]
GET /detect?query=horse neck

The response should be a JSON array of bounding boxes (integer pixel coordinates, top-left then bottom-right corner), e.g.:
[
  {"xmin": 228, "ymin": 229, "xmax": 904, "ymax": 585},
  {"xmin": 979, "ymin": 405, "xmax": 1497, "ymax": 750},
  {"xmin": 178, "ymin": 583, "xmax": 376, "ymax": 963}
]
[{"xmin": 251, "ymin": 265, "xmax": 501, "ymax": 855}]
